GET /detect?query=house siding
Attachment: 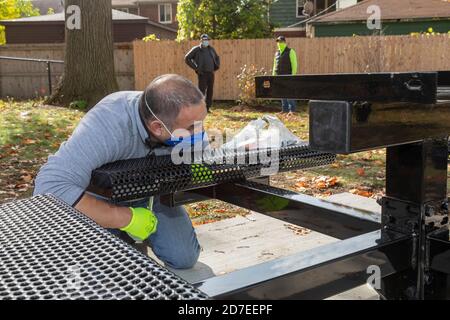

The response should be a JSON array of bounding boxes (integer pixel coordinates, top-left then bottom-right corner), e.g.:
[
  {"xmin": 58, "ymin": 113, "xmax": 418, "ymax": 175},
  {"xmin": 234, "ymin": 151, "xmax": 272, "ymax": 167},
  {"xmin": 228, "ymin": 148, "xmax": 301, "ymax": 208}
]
[
  {"xmin": 5, "ymin": 24, "xmax": 65, "ymax": 44},
  {"xmin": 113, "ymin": 23, "xmax": 148, "ymax": 42},
  {"xmin": 314, "ymin": 19, "xmax": 450, "ymax": 37},
  {"xmin": 144, "ymin": 24, "xmax": 177, "ymax": 40},
  {"xmin": 270, "ymin": 0, "xmax": 339, "ymax": 28},
  {"xmin": 3, "ymin": 22, "xmax": 149, "ymax": 44},
  {"xmin": 270, "ymin": 0, "xmax": 306, "ymax": 28}
]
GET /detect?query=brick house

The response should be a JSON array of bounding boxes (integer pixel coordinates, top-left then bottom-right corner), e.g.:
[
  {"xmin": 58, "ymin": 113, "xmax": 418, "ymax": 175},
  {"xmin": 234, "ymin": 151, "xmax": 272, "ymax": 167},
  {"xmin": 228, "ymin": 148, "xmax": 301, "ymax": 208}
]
[{"xmin": 112, "ymin": 0, "xmax": 178, "ymax": 32}]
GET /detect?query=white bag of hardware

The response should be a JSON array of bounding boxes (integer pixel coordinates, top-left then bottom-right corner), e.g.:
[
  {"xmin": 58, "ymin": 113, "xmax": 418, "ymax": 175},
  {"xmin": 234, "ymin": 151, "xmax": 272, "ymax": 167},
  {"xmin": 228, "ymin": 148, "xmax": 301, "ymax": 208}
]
[{"xmin": 220, "ymin": 115, "xmax": 304, "ymax": 150}]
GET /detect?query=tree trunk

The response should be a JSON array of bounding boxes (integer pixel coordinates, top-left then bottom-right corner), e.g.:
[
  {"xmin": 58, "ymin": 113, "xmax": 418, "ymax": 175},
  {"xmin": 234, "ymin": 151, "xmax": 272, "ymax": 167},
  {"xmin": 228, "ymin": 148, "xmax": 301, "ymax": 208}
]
[{"xmin": 46, "ymin": 0, "xmax": 118, "ymax": 109}]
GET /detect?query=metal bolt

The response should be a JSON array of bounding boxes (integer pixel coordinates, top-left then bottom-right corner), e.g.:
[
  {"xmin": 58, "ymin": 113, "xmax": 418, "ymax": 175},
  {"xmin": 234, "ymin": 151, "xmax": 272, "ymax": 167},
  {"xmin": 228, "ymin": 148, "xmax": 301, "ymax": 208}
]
[
  {"xmin": 424, "ymin": 273, "xmax": 432, "ymax": 285},
  {"xmin": 425, "ymin": 206, "xmax": 434, "ymax": 217},
  {"xmin": 405, "ymin": 286, "xmax": 416, "ymax": 299}
]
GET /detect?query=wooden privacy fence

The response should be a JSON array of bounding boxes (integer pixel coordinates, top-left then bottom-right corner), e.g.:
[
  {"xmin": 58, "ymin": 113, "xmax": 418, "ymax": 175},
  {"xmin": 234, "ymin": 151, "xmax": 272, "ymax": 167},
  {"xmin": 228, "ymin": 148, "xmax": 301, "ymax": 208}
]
[
  {"xmin": 133, "ymin": 35, "xmax": 450, "ymax": 100},
  {"xmin": 0, "ymin": 43, "xmax": 135, "ymax": 99}
]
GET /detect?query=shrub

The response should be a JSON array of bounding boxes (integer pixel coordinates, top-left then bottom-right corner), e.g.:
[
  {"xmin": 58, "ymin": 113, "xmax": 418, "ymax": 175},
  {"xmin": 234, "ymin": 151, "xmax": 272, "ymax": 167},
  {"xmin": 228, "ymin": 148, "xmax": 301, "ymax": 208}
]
[
  {"xmin": 69, "ymin": 100, "xmax": 88, "ymax": 111},
  {"xmin": 0, "ymin": 26, "xmax": 5, "ymax": 45},
  {"xmin": 142, "ymin": 34, "xmax": 160, "ymax": 42},
  {"xmin": 236, "ymin": 64, "xmax": 267, "ymax": 106}
]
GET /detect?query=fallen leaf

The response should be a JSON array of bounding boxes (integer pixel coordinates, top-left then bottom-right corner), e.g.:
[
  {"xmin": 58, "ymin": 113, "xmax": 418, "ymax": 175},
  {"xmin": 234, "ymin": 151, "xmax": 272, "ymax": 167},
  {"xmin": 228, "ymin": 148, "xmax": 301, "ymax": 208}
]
[
  {"xmin": 20, "ymin": 174, "xmax": 33, "ymax": 183},
  {"xmin": 284, "ymin": 224, "xmax": 311, "ymax": 236},
  {"xmin": 326, "ymin": 177, "xmax": 338, "ymax": 186},
  {"xmin": 356, "ymin": 168, "xmax": 365, "ymax": 176},
  {"xmin": 349, "ymin": 189, "xmax": 373, "ymax": 198},
  {"xmin": 22, "ymin": 139, "xmax": 36, "ymax": 145},
  {"xmin": 295, "ymin": 181, "xmax": 309, "ymax": 188},
  {"xmin": 14, "ymin": 183, "xmax": 29, "ymax": 192},
  {"xmin": 316, "ymin": 181, "xmax": 327, "ymax": 189}
]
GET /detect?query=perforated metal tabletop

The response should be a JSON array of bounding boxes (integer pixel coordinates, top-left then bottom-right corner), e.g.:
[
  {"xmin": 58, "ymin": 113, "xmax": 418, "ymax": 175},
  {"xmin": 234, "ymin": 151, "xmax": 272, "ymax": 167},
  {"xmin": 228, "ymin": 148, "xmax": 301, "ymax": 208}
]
[
  {"xmin": 88, "ymin": 144, "xmax": 336, "ymax": 203},
  {"xmin": 0, "ymin": 195, "xmax": 209, "ymax": 300}
]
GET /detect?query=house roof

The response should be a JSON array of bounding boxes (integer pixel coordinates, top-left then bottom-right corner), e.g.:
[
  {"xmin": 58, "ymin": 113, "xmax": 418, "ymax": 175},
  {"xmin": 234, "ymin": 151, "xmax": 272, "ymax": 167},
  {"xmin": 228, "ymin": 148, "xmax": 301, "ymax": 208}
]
[
  {"xmin": 31, "ymin": 0, "xmax": 65, "ymax": 14},
  {"xmin": 112, "ymin": 0, "xmax": 178, "ymax": 5},
  {"xmin": 112, "ymin": 0, "xmax": 137, "ymax": 6},
  {"xmin": 0, "ymin": 8, "xmax": 177, "ymax": 33},
  {"xmin": 147, "ymin": 19, "xmax": 177, "ymax": 32},
  {"xmin": 0, "ymin": 9, "xmax": 148, "ymax": 24},
  {"xmin": 135, "ymin": 0, "xmax": 179, "ymax": 3},
  {"xmin": 310, "ymin": 0, "xmax": 450, "ymax": 24}
]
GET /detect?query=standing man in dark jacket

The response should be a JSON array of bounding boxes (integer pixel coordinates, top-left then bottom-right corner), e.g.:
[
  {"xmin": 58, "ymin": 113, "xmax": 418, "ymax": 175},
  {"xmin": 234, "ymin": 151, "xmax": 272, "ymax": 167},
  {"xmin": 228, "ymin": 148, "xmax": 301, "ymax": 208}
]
[
  {"xmin": 272, "ymin": 36, "xmax": 298, "ymax": 115},
  {"xmin": 185, "ymin": 34, "xmax": 220, "ymax": 113}
]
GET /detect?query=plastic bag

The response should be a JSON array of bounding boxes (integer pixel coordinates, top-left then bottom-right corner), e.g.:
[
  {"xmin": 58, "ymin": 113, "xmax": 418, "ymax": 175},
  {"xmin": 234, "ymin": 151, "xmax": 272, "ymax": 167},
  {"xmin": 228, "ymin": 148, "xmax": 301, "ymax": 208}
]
[{"xmin": 220, "ymin": 115, "xmax": 305, "ymax": 150}]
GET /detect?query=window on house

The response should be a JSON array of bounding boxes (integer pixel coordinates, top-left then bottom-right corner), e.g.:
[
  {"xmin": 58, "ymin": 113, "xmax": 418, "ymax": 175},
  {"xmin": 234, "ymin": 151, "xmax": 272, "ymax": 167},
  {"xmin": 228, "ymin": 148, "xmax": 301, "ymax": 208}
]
[
  {"xmin": 159, "ymin": 3, "xmax": 172, "ymax": 24},
  {"xmin": 296, "ymin": 0, "xmax": 306, "ymax": 17}
]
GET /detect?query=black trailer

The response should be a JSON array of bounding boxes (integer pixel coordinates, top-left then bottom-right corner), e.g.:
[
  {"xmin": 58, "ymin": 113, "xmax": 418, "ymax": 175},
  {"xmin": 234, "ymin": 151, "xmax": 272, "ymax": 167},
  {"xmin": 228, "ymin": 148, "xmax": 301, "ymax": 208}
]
[{"xmin": 1, "ymin": 71, "xmax": 449, "ymax": 300}]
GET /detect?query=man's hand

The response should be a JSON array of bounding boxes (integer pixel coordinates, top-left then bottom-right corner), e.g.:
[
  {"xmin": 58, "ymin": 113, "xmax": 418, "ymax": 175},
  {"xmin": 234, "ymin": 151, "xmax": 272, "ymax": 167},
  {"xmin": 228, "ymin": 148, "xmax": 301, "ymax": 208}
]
[
  {"xmin": 75, "ymin": 193, "xmax": 134, "ymax": 229},
  {"xmin": 120, "ymin": 207, "xmax": 158, "ymax": 241},
  {"xmin": 75, "ymin": 193, "xmax": 157, "ymax": 241}
]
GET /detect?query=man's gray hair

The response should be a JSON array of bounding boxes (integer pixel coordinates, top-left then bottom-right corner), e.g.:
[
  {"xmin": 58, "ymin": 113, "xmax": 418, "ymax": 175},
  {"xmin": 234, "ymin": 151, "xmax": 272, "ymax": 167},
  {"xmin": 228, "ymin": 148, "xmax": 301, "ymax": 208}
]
[{"xmin": 140, "ymin": 74, "xmax": 205, "ymax": 128}]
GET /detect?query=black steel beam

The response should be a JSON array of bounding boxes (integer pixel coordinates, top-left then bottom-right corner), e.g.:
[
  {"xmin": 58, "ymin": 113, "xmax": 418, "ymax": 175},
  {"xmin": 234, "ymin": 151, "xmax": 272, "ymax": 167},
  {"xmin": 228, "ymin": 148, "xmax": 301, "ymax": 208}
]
[
  {"xmin": 196, "ymin": 230, "xmax": 413, "ymax": 300},
  {"xmin": 160, "ymin": 187, "xmax": 215, "ymax": 207},
  {"xmin": 386, "ymin": 139, "xmax": 448, "ymax": 204},
  {"xmin": 438, "ymin": 87, "xmax": 450, "ymax": 101},
  {"xmin": 160, "ymin": 179, "xmax": 380, "ymax": 239},
  {"xmin": 379, "ymin": 140, "xmax": 449, "ymax": 300},
  {"xmin": 184, "ymin": 181, "xmax": 381, "ymax": 240},
  {"xmin": 429, "ymin": 229, "xmax": 450, "ymax": 275},
  {"xmin": 255, "ymin": 72, "xmax": 437, "ymax": 104},
  {"xmin": 427, "ymin": 229, "xmax": 450, "ymax": 297},
  {"xmin": 438, "ymin": 71, "xmax": 450, "ymax": 87},
  {"xmin": 159, "ymin": 177, "xmax": 269, "ymax": 207},
  {"xmin": 308, "ymin": 100, "xmax": 450, "ymax": 154}
]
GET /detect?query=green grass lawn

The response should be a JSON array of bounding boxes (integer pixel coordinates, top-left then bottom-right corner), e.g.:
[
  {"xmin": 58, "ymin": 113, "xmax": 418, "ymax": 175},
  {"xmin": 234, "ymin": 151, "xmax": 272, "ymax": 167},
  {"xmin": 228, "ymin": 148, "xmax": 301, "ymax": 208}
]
[{"xmin": 1, "ymin": 99, "xmax": 449, "ymax": 225}]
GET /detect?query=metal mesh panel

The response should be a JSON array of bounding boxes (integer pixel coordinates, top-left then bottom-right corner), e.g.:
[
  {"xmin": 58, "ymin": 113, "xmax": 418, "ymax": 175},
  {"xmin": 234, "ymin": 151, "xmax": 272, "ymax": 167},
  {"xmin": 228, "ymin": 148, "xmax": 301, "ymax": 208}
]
[
  {"xmin": 0, "ymin": 195, "xmax": 209, "ymax": 300},
  {"xmin": 89, "ymin": 144, "xmax": 336, "ymax": 202}
]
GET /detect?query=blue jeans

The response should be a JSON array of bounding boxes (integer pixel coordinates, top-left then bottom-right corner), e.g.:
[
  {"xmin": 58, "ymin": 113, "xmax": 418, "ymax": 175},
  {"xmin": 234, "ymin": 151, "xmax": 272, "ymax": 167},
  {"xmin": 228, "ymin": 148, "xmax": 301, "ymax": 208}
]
[
  {"xmin": 110, "ymin": 196, "xmax": 200, "ymax": 269},
  {"xmin": 281, "ymin": 99, "xmax": 296, "ymax": 112}
]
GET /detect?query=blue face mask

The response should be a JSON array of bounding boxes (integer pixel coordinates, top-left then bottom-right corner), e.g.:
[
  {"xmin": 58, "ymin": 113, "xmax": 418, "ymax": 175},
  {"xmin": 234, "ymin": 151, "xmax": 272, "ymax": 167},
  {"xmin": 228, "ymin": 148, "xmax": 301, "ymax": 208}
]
[
  {"xmin": 165, "ymin": 131, "xmax": 206, "ymax": 147},
  {"xmin": 144, "ymin": 92, "xmax": 205, "ymax": 147},
  {"xmin": 202, "ymin": 40, "xmax": 209, "ymax": 47}
]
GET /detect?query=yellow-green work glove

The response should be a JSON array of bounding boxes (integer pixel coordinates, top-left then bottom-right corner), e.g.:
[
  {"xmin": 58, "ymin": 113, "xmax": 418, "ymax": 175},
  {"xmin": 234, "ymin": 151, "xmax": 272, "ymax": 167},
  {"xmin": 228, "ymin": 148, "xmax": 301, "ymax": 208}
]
[{"xmin": 120, "ymin": 207, "xmax": 158, "ymax": 241}]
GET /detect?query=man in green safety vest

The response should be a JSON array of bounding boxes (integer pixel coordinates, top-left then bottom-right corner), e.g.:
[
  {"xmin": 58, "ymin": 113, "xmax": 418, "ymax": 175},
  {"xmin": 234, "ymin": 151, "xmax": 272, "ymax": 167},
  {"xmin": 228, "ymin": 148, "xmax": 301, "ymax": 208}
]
[{"xmin": 272, "ymin": 36, "xmax": 298, "ymax": 115}]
